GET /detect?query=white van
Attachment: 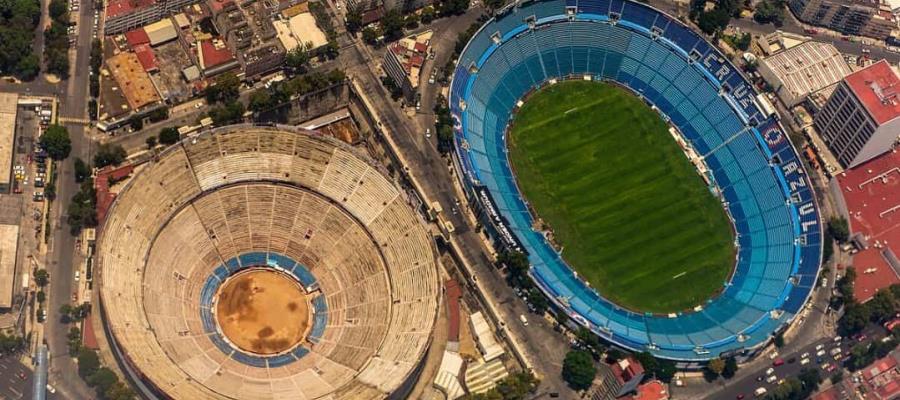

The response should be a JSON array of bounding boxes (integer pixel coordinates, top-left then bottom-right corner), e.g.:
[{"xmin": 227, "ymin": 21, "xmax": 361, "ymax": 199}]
[{"xmin": 519, "ymin": 314, "xmax": 528, "ymax": 326}]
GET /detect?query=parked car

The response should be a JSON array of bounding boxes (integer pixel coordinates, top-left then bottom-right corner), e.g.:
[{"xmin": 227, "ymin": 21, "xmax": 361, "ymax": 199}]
[{"xmin": 773, "ymin": 358, "xmax": 785, "ymax": 367}]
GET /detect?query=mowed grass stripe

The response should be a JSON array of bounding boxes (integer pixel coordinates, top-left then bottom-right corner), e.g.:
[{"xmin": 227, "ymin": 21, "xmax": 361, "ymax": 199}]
[{"xmin": 508, "ymin": 81, "xmax": 734, "ymax": 313}]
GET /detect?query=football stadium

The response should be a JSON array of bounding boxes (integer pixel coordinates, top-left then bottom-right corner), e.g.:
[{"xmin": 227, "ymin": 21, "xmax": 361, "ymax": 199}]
[
  {"xmin": 96, "ymin": 126, "xmax": 439, "ymax": 399},
  {"xmin": 450, "ymin": 0, "xmax": 823, "ymax": 361}
]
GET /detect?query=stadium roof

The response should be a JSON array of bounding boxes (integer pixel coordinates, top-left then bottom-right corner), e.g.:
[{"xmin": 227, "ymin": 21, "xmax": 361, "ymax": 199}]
[
  {"xmin": 0, "ymin": 225, "xmax": 18, "ymax": 308},
  {"xmin": 760, "ymin": 41, "xmax": 851, "ymax": 105},
  {"xmin": 835, "ymin": 149, "xmax": 900, "ymax": 302},
  {"xmin": 0, "ymin": 92, "xmax": 16, "ymax": 191},
  {"xmin": 844, "ymin": 60, "xmax": 900, "ymax": 125}
]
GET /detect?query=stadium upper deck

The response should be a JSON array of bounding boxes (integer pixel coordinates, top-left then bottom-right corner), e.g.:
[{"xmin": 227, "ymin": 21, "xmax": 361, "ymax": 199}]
[{"xmin": 449, "ymin": 0, "xmax": 823, "ymax": 361}]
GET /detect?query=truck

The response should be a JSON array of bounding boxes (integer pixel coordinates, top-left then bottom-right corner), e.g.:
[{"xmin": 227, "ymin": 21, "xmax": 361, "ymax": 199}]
[{"xmin": 755, "ymin": 387, "xmax": 767, "ymax": 397}]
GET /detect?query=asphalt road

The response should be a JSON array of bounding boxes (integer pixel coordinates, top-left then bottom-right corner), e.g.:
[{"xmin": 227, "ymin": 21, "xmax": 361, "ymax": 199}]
[
  {"xmin": 42, "ymin": 0, "xmax": 97, "ymax": 397},
  {"xmin": 0, "ymin": 356, "xmax": 35, "ymax": 400},
  {"xmin": 713, "ymin": 324, "xmax": 886, "ymax": 399},
  {"xmin": 344, "ymin": 17, "xmax": 579, "ymax": 399}
]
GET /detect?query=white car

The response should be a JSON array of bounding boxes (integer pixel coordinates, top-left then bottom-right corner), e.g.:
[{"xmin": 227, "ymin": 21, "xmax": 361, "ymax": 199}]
[
  {"xmin": 816, "ymin": 344, "xmax": 825, "ymax": 351},
  {"xmin": 816, "ymin": 349, "xmax": 827, "ymax": 357},
  {"xmin": 766, "ymin": 375, "xmax": 777, "ymax": 383},
  {"xmin": 800, "ymin": 358, "xmax": 810, "ymax": 365},
  {"xmin": 765, "ymin": 367, "xmax": 774, "ymax": 375},
  {"xmin": 801, "ymin": 352, "xmax": 810, "ymax": 359}
]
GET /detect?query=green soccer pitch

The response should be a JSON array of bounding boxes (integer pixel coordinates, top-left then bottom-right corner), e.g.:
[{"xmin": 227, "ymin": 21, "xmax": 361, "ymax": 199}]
[{"xmin": 507, "ymin": 80, "xmax": 735, "ymax": 314}]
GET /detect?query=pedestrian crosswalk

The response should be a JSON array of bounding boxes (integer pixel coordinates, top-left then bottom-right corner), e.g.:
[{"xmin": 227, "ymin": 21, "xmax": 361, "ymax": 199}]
[{"xmin": 57, "ymin": 116, "xmax": 90, "ymax": 125}]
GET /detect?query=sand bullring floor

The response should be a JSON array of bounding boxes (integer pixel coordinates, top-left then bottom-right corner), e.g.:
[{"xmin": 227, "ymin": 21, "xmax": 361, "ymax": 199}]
[{"xmin": 215, "ymin": 269, "xmax": 309, "ymax": 355}]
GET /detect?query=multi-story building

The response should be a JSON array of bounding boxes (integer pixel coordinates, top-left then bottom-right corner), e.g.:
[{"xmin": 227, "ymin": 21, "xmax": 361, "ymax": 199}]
[
  {"xmin": 758, "ymin": 40, "xmax": 852, "ymax": 107},
  {"xmin": 105, "ymin": 0, "xmax": 201, "ymax": 35},
  {"xmin": 382, "ymin": 30, "xmax": 432, "ymax": 101},
  {"xmin": 242, "ymin": 44, "xmax": 286, "ymax": 79},
  {"xmin": 814, "ymin": 60, "xmax": 900, "ymax": 167},
  {"xmin": 588, "ymin": 358, "xmax": 646, "ymax": 399},
  {"xmin": 788, "ymin": 0, "xmax": 897, "ymax": 39}
]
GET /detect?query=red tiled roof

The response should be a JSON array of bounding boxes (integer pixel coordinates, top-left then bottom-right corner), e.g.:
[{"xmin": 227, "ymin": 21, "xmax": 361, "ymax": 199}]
[
  {"xmin": 95, "ymin": 165, "xmax": 135, "ymax": 225},
  {"xmin": 844, "ymin": 60, "xmax": 900, "ymax": 125},
  {"xmin": 862, "ymin": 353, "xmax": 900, "ymax": 399},
  {"xmin": 409, "ymin": 54, "xmax": 424, "ymax": 68},
  {"xmin": 445, "ymin": 279, "xmax": 461, "ymax": 342},
  {"xmin": 200, "ymin": 39, "xmax": 235, "ymax": 69},
  {"xmin": 134, "ymin": 45, "xmax": 158, "ymax": 72},
  {"xmin": 208, "ymin": 0, "xmax": 234, "ymax": 12},
  {"xmin": 413, "ymin": 42, "xmax": 427, "ymax": 53},
  {"xmin": 361, "ymin": 9, "xmax": 383, "ymax": 25},
  {"xmin": 633, "ymin": 380, "xmax": 669, "ymax": 400},
  {"xmin": 811, "ymin": 387, "xmax": 841, "ymax": 400},
  {"xmin": 836, "ymin": 149, "xmax": 900, "ymax": 302},
  {"xmin": 106, "ymin": 0, "xmax": 156, "ymax": 19},
  {"xmin": 611, "ymin": 357, "xmax": 645, "ymax": 385},
  {"xmin": 81, "ymin": 313, "xmax": 99, "ymax": 350},
  {"xmin": 125, "ymin": 28, "xmax": 150, "ymax": 47}
]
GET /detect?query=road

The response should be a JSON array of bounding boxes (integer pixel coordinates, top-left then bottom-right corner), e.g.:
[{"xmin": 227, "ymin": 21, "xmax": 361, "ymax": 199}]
[
  {"xmin": 41, "ymin": 0, "xmax": 97, "ymax": 397},
  {"xmin": 0, "ymin": 356, "xmax": 36, "ymax": 399},
  {"xmin": 343, "ymin": 11, "xmax": 579, "ymax": 397},
  {"xmin": 711, "ymin": 324, "xmax": 886, "ymax": 399}
]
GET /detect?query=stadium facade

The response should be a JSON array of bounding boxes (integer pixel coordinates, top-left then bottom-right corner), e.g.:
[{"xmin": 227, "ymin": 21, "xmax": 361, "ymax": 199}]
[
  {"xmin": 97, "ymin": 125, "xmax": 439, "ymax": 399},
  {"xmin": 450, "ymin": 0, "xmax": 823, "ymax": 361}
]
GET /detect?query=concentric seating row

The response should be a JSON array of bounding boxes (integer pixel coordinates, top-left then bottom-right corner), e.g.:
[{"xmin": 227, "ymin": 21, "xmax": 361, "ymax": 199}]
[
  {"xmin": 450, "ymin": 0, "xmax": 821, "ymax": 360},
  {"xmin": 98, "ymin": 126, "xmax": 440, "ymax": 399}
]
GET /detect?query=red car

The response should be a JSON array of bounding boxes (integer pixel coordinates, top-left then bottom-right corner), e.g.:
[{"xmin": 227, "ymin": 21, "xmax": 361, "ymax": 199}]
[{"xmin": 773, "ymin": 358, "xmax": 785, "ymax": 367}]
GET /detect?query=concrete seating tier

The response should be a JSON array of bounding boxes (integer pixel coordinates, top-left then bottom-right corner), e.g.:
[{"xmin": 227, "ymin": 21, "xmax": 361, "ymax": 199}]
[{"xmin": 98, "ymin": 126, "xmax": 439, "ymax": 399}]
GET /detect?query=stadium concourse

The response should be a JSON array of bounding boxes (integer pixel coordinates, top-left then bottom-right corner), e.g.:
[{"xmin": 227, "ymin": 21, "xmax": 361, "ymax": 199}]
[
  {"xmin": 96, "ymin": 125, "xmax": 440, "ymax": 399},
  {"xmin": 450, "ymin": 0, "xmax": 823, "ymax": 362}
]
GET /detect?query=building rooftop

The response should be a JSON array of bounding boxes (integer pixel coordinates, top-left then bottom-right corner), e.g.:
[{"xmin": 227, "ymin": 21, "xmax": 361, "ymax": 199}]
[
  {"xmin": 125, "ymin": 28, "xmax": 150, "ymax": 47},
  {"xmin": 0, "ymin": 224, "xmax": 18, "ymax": 309},
  {"xmin": 836, "ymin": 149, "xmax": 900, "ymax": 302},
  {"xmin": 106, "ymin": 0, "xmax": 156, "ymax": 19},
  {"xmin": 628, "ymin": 380, "xmax": 669, "ymax": 400},
  {"xmin": 0, "ymin": 92, "xmax": 17, "ymax": 190},
  {"xmin": 861, "ymin": 351, "xmax": 900, "ymax": 399},
  {"xmin": 144, "ymin": 18, "xmax": 177, "ymax": 45},
  {"xmin": 106, "ymin": 51, "xmax": 161, "ymax": 110},
  {"xmin": 611, "ymin": 357, "xmax": 645, "ymax": 386},
  {"xmin": 444, "ymin": 279, "xmax": 461, "ymax": 343},
  {"xmin": 388, "ymin": 30, "xmax": 433, "ymax": 90},
  {"xmin": 274, "ymin": 12, "xmax": 327, "ymax": 52},
  {"xmin": 134, "ymin": 44, "xmax": 158, "ymax": 72},
  {"xmin": 761, "ymin": 41, "xmax": 852, "ymax": 100},
  {"xmin": 844, "ymin": 60, "xmax": 900, "ymax": 125},
  {"xmin": 198, "ymin": 38, "xmax": 235, "ymax": 70}
]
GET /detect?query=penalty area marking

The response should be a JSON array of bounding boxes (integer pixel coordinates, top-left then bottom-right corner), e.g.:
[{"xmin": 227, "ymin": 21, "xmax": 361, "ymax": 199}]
[{"xmin": 672, "ymin": 271, "xmax": 687, "ymax": 280}]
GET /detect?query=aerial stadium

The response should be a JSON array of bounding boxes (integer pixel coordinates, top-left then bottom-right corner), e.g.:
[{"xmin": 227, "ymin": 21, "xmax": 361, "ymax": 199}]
[
  {"xmin": 96, "ymin": 125, "xmax": 439, "ymax": 399},
  {"xmin": 450, "ymin": 0, "xmax": 823, "ymax": 361}
]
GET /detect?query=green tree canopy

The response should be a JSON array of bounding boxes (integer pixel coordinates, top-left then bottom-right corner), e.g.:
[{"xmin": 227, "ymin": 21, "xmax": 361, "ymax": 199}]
[
  {"xmin": 34, "ymin": 269, "xmax": 49, "ymax": 287},
  {"xmin": 40, "ymin": 125, "xmax": 71, "ymax": 160},
  {"xmin": 93, "ymin": 143, "xmax": 127, "ymax": 168},
  {"xmin": 158, "ymin": 127, "xmax": 181, "ymax": 145},
  {"xmin": 562, "ymin": 350, "xmax": 596, "ymax": 390}
]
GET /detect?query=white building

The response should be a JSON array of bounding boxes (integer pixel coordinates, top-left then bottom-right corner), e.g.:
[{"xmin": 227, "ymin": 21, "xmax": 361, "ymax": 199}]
[{"xmin": 758, "ymin": 41, "xmax": 852, "ymax": 107}]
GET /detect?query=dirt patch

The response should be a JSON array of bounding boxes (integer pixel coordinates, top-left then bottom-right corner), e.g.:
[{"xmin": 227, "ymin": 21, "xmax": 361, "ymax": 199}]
[{"xmin": 215, "ymin": 269, "xmax": 308, "ymax": 355}]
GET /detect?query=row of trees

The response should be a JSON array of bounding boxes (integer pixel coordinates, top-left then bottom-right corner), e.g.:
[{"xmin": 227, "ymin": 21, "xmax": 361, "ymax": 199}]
[
  {"xmin": 308, "ymin": 1, "xmax": 340, "ymax": 59},
  {"xmin": 764, "ymin": 368, "xmax": 822, "ymax": 400},
  {"xmin": 467, "ymin": 372, "xmax": 539, "ymax": 399},
  {"xmin": 0, "ymin": 0, "xmax": 42, "ymax": 80},
  {"xmin": 77, "ymin": 348, "xmax": 135, "ymax": 399},
  {"xmin": 45, "ymin": 0, "xmax": 71, "ymax": 78},
  {"xmin": 247, "ymin": 69, "xmax": 347, "ymax": 118}
]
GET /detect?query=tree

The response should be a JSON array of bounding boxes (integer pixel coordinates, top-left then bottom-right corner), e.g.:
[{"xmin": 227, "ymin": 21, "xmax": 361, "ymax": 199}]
[
  {"xmin": 483, "ymin": 0, "xmax": 504, "ymax": 10},
  {"xmin": 837, "ymin": 267, "xmax": 857, "ymax": 303},
  {"xmin": 839, "ymin": 302, "xmax": 871, "ymax": 336},
  {"xmin": 562, "ymin": 350, "xmax": 596, "ymax": 390},
  {"xmin": 470, "ymin": 372, "xmax": 539, "ymax": 399},
  {"xmin": 74, "ymin": 157, "xmax": 91, "ymax": 183},
  {"xmin": 208, "ymin": 101, "xmax": 245, "ymax": 125},
  {"xmin": 773, "ymin": 332, "xmax": 785, "ymax": 348},
  {"xmin": 526, "ymin": 288, "xmax": 549, "ymax": 314},
  {"xmin": 753, "ymin": 0, "xmax": 785, "ymax": 26},
  {"xmin": 15, "ymin": 54, "xmax": 39, "ymax": 81},
  {"xmin": 34, "ymin": 269, "xmax": 49, "ymax": 287},
  {"xmin": 831, "ymin": 371, "xmax": 844, "ymax": 384},
  {"xmin": 130, "ymin": 116, "xmax": 144, "ymax": 131},
  {"xmin": 284, "ymin": 45, "xmax": 310, "ymax": 74},
  {"xmin": 722, "ymin": 356, "xmax": 738, "ymax": 379},
  {"xmin": 868, "ymin": 290, "xmax": 896, "ymax": 323},
  {"xmin": 93, "ymin": 143, "xmax": 127, "ymax": 168},
  {"xmin": 345, "ymin": 8, "xmax": 363, "ymax": 32},
  {"xmin": 205, "ymin": 72, "xmax": 241, "ymax": 104},
  {"xmin": 705, "ymin": 358, "xmax": 725, "ymax": 380},
  {"xmin": 381, "ymin": 9, "xmax": 405, "ymax": 41},
  {"xmin": 634, "ymin": 351, "xmax": 676, "ymax": 382},
  {"xmin": 158, "ymin": 127, "xmax": 180, "ymax": 145},
  {"xmin": 249, "ymin": 89, "xmax": 274, "ymax": 113},
  {"xmin": 420, "ymin": 6, "xmax": 436, "ymax": 23},
  {"xmin": 829, "ymin": 217, "xmax": 850, "ymax": 243},
  {"xmin": 362, "ymin": 26, "xmax": 381, "ymax": 45},
  {"xmin": 697, "ymin": 8, "xmax": 730, "ymax": 35},
  {"xmin": 36, "ymin": 291, "xmax": 45, "ymax": 303},
  {"xmin": 104, "ymin": 381, "xmax": 135, "ymax": 400},
  {"xmin": 87, "ymin": 367, "xmax": 118, "ymax": 393},
  {"xmin": 77, "ymin": 348, "xmax": 100, "ymax": 378},
  {"xmin": 40, "ymin": 125, "xmax": 72, "ymax": 160},
  {"xmin": 496, "ymin": 250, "xmax": 530, "ymax": 288}
]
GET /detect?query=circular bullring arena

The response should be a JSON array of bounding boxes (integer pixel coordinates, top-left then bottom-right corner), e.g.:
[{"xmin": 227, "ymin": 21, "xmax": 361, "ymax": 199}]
[{"xmin": 97, "ymin": 125, "xmax": 440, "ymax": 400}]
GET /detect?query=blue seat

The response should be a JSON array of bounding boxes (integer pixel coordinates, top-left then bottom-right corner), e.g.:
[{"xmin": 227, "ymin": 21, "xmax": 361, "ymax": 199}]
[{"xmin": 453, "ymin": 4, "xmax": 821, "ymax": 361}]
